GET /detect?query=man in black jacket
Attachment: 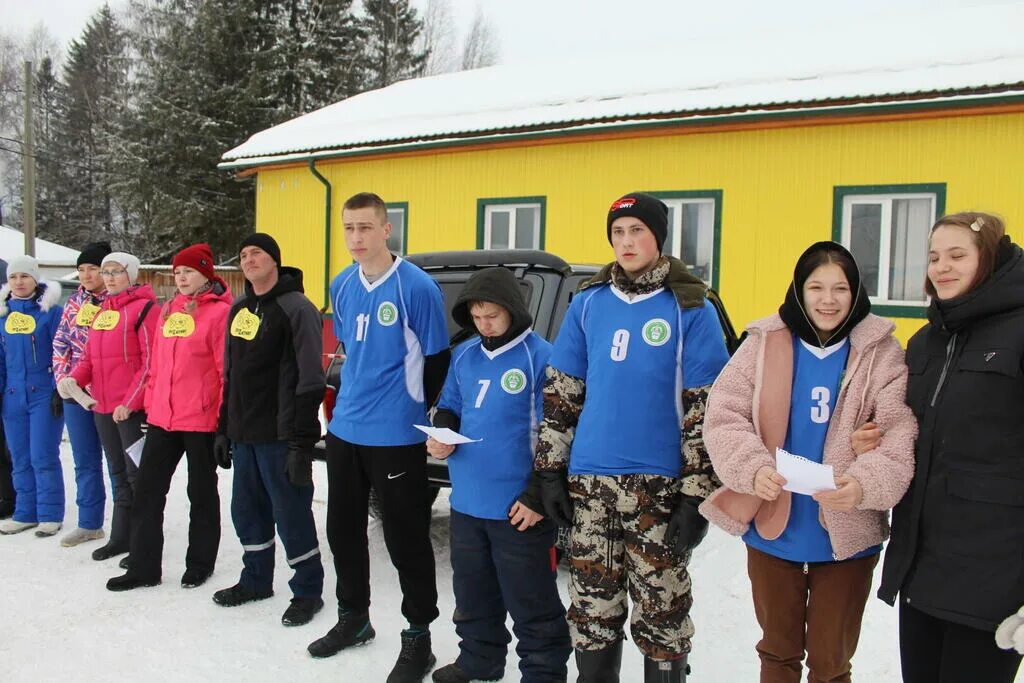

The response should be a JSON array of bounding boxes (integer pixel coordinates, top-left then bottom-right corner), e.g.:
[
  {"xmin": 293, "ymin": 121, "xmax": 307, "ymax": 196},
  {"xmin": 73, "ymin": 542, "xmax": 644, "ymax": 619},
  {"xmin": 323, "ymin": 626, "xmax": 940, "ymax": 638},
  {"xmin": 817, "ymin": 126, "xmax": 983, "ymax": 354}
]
[{"xmin": 212, "ymin": 233, "xmax": 326, "ymax": 628}]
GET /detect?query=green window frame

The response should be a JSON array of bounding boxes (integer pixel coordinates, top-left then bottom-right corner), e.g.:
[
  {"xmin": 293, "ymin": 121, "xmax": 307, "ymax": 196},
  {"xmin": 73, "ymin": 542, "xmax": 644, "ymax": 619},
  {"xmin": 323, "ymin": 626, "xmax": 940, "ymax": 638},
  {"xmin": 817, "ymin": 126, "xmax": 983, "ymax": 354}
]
[
  {"xmin": 476, "ymin": 196, "xmax": 547, "ymax": 250},
  {"xmin": 386, "ymin": 201, "xmax": 409, "ymax": 255},
  {"xmin": 647, "ymin": 190, "xmax": 723, "ymax": 291},
  {"xmin": 832, "ymin": 183, "xmax": 946, "ymax": 318}
]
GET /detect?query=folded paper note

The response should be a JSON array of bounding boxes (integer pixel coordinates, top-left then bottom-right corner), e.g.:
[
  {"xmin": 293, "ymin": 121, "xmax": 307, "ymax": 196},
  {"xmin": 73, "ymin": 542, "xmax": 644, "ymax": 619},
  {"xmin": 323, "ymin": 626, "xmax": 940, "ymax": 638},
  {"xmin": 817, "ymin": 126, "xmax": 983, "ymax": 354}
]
[
  {"xmin": 413, "ymin": 424, "xmax": 482, "ymax": 446},
  {"xmin": 776, "ymin": 447, "xmax": 837, "ymax": 496}
]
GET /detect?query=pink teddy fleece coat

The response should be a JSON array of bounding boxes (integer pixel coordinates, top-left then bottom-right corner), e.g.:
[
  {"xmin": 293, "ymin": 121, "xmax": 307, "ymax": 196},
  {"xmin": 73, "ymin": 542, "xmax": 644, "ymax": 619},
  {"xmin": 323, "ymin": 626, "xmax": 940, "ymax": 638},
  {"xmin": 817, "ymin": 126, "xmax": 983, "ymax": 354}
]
[{"xmin": 699, "ymin": 313, "xmax": 917, "ymax": 560}]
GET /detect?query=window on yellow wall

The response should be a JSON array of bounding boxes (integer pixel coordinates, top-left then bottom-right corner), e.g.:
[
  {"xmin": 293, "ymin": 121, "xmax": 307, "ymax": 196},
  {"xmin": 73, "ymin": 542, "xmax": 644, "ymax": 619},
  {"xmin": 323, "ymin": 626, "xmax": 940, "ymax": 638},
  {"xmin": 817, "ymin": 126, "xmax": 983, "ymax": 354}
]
[
  {"xmin": 661, "ymin": 198, "xmax": 716, "ymax": 285},
  {"xmin": 386, "ymin": 203, "xmax": 407, "ymax": 255},
  {"xmin": 483, "ymin": 203, "xmax": 541, "ymax": 249},
  {"xmin": 836, "ymin": 185, "xmax": 944, "ymax": 313}
]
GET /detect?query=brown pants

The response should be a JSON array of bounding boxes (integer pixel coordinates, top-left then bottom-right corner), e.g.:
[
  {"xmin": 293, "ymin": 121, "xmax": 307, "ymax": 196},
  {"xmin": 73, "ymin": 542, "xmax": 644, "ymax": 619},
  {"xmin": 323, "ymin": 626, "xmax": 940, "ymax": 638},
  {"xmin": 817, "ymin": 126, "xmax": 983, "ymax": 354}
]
[{"xmin": 746, "ymin": 545, "xmax": 878, "ymax": 683}]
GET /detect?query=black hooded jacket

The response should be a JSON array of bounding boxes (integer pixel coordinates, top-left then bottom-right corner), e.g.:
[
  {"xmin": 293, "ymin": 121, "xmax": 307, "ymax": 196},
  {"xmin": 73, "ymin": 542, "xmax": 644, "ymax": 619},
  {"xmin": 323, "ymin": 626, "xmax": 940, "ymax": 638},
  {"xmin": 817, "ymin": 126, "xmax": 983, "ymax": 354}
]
[
  {"xmin": 219, "ymin": 266, "xmax": 325, "ymax": 449},
  {"xmin": 878, "ymin": 242, "xmax": 1024, "ymax": 631}
]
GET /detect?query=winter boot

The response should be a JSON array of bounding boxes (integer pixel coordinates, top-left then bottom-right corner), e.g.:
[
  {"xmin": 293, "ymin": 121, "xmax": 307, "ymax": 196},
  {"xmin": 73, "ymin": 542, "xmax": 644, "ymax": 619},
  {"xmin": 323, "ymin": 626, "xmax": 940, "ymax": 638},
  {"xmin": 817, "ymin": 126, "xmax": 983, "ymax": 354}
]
[
  {"xmin": 282, "ymin": 597, "xmax": 324, "ymax": 626},
  {"xmin": 212, "ymin": 583, "xmax": 274, "ymax": 607},
  {"xmin": 0, "ymin": 519, "xmax": 38, "ymax": 535},
  {"xmin": 644, "ymin": 655, "xmax": 689, "ymax": 683},
  {"xmin": 181, "ymin": 568, "xmax": 213, "ymax": 589},
  {"xmin": 432, "ymin": 662, "xmax": 502, "ymax": 682},
  {"xmin": 106, "ymin": 572, "xmax": 161, "ymax": 591},
  {"xmin": 307, "ymin": 609, "xmax": 376, "ymax": 658},
  {"xmin": 387, "ymin": 628, "xmax": 436, "ymax": 683},
  {"xmin": 575, "ymin": 640, "xmax": 623, "ymax": 683},
  {"xmin": 92, "ymin": 509, "xmax": 130, "ymax": 560},
  {"xmin": 34, "ymin": 522, "xmax": 62, "ymax": 537},
  {"xmin": 61, "ymin": 527, "xmax": 105, "ymax": 547}
]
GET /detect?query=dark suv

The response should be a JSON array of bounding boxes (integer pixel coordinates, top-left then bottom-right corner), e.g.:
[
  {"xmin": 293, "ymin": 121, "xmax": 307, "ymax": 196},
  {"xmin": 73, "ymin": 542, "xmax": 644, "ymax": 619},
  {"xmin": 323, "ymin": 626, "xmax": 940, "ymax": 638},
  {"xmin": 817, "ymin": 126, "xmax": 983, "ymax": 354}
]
[{"xmin": 316, "ymin": 248, "xmax": 743, "ymax": 518}]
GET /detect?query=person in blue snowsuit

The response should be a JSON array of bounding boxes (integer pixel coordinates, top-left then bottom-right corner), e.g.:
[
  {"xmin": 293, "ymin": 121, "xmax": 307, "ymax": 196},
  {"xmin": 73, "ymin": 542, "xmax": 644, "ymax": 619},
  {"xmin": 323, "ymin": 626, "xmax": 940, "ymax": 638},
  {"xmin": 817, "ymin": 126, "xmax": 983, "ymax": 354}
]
[
  {"xmin": 427, "ymin": 266, "xmax": 572, "ymax": 683},
  {"xmin": 0, "ymin": 255, "xmax": 65, "ymax": 536}
]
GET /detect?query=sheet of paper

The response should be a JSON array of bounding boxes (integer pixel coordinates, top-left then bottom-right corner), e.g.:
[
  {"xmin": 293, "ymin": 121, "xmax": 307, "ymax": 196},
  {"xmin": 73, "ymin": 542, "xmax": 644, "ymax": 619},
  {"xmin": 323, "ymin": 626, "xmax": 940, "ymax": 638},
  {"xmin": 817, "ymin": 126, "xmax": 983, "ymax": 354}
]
[
  {"xmin": 126, "ymin": 436, "xmax": 146, "ymax": 468},
  {"xmin": 776, "ymin": 447, "xmax": 837, "ymax": 496},
  {"xmin": 413, "ymin": 424, "xmax": 482, "ymax": 446}
]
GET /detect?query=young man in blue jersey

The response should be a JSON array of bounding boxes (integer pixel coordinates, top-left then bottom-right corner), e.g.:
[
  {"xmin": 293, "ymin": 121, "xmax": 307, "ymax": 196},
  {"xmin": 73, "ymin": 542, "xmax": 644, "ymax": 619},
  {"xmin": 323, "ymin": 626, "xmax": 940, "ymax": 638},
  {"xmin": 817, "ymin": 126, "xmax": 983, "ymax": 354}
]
[
  {"xmin": 309, "ymin": 192, "xmax": 451, "ymax": 683},
  {"xmin": 534, "ymin": 193, "xmax": 730, "ymax": 683},
  {"xmin": 425, "ymin": 267, "xmax": 571, "ymax": 683}
]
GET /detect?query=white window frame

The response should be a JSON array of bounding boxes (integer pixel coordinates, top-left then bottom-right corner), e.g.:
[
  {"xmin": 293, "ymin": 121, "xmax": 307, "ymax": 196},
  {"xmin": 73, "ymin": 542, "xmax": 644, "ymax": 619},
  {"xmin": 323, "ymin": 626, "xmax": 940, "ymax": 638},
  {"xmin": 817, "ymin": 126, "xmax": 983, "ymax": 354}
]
[
  {"xmin": 661, "ymin": 197, "xmax": 717, "ymax": 287},
  {"xmin": 386, "ymin": 206, "xmax": 406, "ymax": 255},
  {"xmin": 482, "ymin": 203, "xmax": 542, "ymax": 250},
  {"xmin": 840, "ymin": 192, "xmax": 936, "ymax": 308}
]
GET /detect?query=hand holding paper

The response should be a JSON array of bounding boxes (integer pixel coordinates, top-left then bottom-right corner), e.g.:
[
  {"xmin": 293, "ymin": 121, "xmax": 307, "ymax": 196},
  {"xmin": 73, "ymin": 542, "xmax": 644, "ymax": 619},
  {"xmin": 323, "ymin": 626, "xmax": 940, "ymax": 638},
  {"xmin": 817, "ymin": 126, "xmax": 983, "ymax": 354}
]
[
  {"xmin": 776, "ymin": 448, "xmax": 837, "ymax": 496},
  {"xmin": 414, "ymin": 424, "xmax": 481, "ymax": 446}
]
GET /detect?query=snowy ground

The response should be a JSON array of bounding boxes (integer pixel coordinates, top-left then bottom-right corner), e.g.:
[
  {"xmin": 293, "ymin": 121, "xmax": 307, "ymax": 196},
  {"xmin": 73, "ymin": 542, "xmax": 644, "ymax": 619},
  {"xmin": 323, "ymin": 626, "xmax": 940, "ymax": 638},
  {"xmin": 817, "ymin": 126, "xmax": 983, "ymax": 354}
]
[{"xmin": 1, "ymin": 442, "xmax": 1013, "ymax": 682}]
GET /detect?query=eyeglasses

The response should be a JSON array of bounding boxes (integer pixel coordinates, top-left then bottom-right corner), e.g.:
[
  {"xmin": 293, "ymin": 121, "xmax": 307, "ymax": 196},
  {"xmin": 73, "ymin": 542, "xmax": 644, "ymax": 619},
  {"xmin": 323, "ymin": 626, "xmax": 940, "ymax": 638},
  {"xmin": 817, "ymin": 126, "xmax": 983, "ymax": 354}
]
[{"xmin": 100, "ymin": 268, "xmax": 128, "ymax": 278}]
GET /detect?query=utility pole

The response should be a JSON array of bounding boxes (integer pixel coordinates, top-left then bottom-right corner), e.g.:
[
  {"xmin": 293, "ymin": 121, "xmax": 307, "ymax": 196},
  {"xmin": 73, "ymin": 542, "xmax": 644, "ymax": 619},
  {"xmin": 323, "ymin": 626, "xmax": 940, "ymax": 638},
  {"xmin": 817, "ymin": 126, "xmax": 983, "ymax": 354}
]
[{"xmin": 22, "ymin": 60, "xmax": 36, "ymax": 257}]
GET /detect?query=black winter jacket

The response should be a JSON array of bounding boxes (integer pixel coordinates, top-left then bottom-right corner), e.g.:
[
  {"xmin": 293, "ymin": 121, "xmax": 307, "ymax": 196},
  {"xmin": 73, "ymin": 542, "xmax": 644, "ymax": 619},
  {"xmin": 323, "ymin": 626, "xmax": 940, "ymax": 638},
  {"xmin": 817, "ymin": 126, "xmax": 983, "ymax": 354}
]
[
  {"xmin": 219, "ymin": 266, "xmax": 325, "ymax": 449},
  {"xmin": 878, "ymin": 244, "xmax": 1024, "ymax": 632}
]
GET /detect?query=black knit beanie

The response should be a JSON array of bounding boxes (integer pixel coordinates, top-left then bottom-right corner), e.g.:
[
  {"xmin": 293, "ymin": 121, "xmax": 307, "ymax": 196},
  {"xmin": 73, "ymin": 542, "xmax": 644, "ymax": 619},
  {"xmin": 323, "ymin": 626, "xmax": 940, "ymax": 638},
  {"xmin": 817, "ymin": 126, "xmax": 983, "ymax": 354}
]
[
  {"xmin": 77, "ymin": 241, "xmax": 112, "ymax": 267},
  {"xmin": 239, "ymin": 233, "xmax": 281, "ymax": 266},
  {"xmin": 606, "ymin": 192, "xmax": 669, "ymax": 252}
]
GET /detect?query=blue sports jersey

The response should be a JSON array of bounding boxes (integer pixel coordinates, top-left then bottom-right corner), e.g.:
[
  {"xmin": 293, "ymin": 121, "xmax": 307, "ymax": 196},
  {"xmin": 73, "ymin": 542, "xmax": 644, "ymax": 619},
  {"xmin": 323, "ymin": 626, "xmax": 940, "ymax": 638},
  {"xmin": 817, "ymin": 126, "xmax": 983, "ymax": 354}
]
[
  {"xmin": 436, "ymin": 329, "xmax": 551, "ymax": 520},
  {"xmin": 745, "ymin": 336, "xmax": 879, "ymax": 562},
  {"xmin": 328, "ymin": 257, "xmax": 449, "ymax": 446},
  {"xmin": 549, "ymin": 285, "xmax": 729, "ymax": 477}
]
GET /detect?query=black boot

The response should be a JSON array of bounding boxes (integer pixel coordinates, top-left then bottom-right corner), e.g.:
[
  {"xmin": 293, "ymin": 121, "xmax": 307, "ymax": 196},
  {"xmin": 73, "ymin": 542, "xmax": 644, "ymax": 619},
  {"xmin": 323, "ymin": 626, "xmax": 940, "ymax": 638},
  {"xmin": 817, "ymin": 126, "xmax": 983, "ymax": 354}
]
[
  {"xmin": 106, "ymin": 572, "xmax": 161, "ymax": 592},
  {"xmin": 307, "ymin": 609, "xmax": 376, "ymax": 658},
  {"xmin": 93, "ymin": 507, "xmax": 130, "ymax": 561},
  {"xmin": 575, "ymin": 641, "xmax": 623, "ymax": 683},
  {"xmin": 387, "ymin": 628, "xmax": 436, "ymax": 683},
  {"xmin": 644, "ymin": 655, "xmax": 689, "ymax": 683}
]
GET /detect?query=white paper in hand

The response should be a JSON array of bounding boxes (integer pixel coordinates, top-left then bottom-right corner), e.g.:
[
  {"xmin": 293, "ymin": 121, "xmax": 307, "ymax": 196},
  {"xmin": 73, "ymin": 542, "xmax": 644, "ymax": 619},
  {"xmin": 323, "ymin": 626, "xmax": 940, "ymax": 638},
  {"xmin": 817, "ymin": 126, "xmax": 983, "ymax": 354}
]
[
  {"xmin": 126, "ymin": 436, "xmax": 146, "ymax": 467},
  {"xmin": 413, "ymin": 424, "xmax": 482, "ymax": 446},
  {"xmin": 776, "ymin": 447, "xmax": 837, "ymax": 496}
]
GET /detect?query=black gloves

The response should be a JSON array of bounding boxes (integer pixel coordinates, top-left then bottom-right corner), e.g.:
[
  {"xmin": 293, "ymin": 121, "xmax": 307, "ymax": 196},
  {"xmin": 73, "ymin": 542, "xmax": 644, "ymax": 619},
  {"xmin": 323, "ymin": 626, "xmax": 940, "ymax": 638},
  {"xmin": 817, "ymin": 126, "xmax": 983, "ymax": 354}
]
[
  {"xmin": 536, "ymin": 470, "xmax": 573, "ymax": 528},
  {"xmin": 286, "ymin": 446, "xmax": 313, "ymax": 487},
  {"xmin": 665, "ymin": 495, "xmax": 709, "ymax": 555},
  {"xmin": 213, "ymin": 434, "xmax": 232, "ymax": 469},
  {"xmin": 50, "ymin": 391, "xmax": 63, "ymax": 418}
]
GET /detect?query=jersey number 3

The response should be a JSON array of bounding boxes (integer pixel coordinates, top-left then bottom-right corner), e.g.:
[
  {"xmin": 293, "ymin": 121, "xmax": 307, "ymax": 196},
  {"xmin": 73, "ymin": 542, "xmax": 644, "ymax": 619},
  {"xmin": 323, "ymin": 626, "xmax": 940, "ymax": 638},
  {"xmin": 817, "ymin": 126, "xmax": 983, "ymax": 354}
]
[{"xmin": 810, "ymin": 386, "xmax": 831, "ymax": 424}]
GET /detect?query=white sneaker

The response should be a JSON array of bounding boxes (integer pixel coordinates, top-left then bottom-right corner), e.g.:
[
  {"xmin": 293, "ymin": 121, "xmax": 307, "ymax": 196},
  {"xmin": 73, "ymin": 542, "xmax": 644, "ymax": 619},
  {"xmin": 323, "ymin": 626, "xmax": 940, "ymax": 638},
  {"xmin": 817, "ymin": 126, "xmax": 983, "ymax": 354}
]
[
  {"xmin": 34, "ymin": 522, "xmax": 63, "ymax": 537},
  {"xmin": 0, "ymin": 519, "xmax": 39, "ymax": 535},
  {"xmin": 61, "ymin": 527, "xmax": 104, "ymax": 547}
]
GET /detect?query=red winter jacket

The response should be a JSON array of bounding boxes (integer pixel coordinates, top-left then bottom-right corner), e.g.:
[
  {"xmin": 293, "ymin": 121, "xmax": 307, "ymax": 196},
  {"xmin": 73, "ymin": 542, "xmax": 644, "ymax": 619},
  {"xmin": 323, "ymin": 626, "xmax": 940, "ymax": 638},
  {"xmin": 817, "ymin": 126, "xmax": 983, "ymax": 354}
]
[
  {"xmin": 71, "ymin": 284, "xmax": 159, "ymax": 414},
  {"xmin": 144, "ymin": 279, "xmax": 231, "ymax": 432}
]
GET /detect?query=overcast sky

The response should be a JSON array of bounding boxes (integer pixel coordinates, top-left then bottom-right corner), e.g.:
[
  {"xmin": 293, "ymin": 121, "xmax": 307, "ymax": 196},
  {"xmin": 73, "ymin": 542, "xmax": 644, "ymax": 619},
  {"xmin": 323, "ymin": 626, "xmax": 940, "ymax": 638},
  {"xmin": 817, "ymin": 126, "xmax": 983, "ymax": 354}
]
[{"xmin": 1, "ymin": 0, "xmax": 1016, "ymax": 66}]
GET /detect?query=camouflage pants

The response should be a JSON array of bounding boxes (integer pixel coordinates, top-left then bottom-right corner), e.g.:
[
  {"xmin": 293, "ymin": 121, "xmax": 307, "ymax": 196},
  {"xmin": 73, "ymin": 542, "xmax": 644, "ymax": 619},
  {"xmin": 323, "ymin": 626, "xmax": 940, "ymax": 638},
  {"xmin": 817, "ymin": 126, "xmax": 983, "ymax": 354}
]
[{"xmin": 566, "ymin": 474, "xmax": 694, "ymax": 660}]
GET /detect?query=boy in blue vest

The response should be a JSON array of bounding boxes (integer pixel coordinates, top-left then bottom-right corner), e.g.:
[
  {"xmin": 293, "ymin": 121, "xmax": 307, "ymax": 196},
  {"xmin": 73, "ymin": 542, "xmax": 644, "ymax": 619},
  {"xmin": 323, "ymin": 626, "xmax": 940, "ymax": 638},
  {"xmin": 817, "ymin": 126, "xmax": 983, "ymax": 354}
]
[
  {"xmin": 427, "ymin": 267, "xmax": 571, "ymax": 683},
  {"xmin": 310, "ymin": 192, "xmax": 451, "ymax": 683},
  {"xmin": 535, "ymin": 193, "xmax": 730, "ymax": 683}
]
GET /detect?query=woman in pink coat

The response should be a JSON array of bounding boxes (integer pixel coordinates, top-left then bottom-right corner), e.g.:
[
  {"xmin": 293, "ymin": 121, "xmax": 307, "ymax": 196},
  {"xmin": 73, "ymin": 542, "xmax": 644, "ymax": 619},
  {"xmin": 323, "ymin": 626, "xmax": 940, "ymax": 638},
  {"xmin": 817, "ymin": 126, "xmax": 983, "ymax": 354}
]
[
  {"xmin": 699, "ymin": 241, "xmax": 917, "ymax": 683},
  {"xmin": 58, "ymin": 252, "xmax": 159, "ymax": 564},
  {"xmin": 106, "ymin": 244, "xmax": 231, "ymax": 591}
]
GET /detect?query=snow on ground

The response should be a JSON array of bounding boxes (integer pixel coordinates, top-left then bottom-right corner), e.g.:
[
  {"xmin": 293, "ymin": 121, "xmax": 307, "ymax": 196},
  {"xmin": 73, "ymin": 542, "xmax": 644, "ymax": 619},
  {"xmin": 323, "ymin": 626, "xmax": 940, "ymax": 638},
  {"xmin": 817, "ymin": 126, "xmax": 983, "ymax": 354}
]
[{"xmin": 0, "ymin": 442, "xmax": 1014, "ymax": 681}]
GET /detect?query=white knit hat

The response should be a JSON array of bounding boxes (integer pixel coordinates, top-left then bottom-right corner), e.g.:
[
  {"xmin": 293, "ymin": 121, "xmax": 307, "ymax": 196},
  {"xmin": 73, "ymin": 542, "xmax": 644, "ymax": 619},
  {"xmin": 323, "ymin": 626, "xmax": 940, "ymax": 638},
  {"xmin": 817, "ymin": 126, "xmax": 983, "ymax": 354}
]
[
  {"xmin": 102, "ymin": 252, "xmax": 141, "ymax": 285},
  {"xmin": 6, "ymin": 255, "xmax": 40, "ymax": 283}
]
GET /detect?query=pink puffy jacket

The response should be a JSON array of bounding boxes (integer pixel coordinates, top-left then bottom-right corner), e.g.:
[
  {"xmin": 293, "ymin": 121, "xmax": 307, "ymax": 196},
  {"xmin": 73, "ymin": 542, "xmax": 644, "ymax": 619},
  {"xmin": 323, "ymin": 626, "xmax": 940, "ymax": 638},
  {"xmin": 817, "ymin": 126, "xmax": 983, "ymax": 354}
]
[
  {"xmin": 699, "ymin": 313, "xmax": 918, "ymax": 560},
  {"xmin": 71, "ymin": 284, "xmax": 159, "ymax": 414},
  {"xmin": 144, "ymin": 280, "xmax": 231, "ymax": 433}
]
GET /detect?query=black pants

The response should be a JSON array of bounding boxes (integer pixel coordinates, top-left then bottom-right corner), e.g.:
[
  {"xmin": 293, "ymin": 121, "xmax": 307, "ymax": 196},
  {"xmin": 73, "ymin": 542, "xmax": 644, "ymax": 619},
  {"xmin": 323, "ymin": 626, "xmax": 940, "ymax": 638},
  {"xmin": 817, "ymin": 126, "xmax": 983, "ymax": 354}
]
[
  {"xmin": 94, "ymin": 411, "xmax": 144, "ymax": 546},
  {"xmin": 128, "ymin": 425, "xmax": 220, "ymax": 580},
  {"xmin": 325, "ymin": 433, "xmax": 438, "ymax": 625},
  {"xmin": 0, "ymin": 419, "xmax": 15, "ymax": 503},
  {"xmin": 900, "ymin": 602, "xmax": 1023, "ymax": 683}
]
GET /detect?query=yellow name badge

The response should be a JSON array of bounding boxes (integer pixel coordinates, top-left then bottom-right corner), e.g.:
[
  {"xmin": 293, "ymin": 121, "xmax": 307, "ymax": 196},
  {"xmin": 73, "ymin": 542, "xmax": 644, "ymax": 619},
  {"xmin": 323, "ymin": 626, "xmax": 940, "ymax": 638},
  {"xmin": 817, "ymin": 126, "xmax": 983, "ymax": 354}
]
[
  {"xmin": 230, "ymin": 308, "xmax": 260, "ymax": 341},
  {"xmin": 92, "ymin": 310, "xmax": 121, "ymax": 331},
  {"xmin": 75, "ymin": 302, "xmax": 101, "ymax": 327},
  {"xmin": 4, "ymin": 311, "xmax": 36, "ymax": 335},
  {"xmin": 163, "ymin": 312, "xmax": 196, "ymax": 338}
]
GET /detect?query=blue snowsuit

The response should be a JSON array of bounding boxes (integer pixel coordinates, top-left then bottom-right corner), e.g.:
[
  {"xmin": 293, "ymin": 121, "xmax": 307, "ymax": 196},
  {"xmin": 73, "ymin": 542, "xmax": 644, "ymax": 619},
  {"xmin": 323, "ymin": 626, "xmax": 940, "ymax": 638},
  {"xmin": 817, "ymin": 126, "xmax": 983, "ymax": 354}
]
[{"xmin": 0, "ymin": 281, "xmax": 65, "ymax": 523}]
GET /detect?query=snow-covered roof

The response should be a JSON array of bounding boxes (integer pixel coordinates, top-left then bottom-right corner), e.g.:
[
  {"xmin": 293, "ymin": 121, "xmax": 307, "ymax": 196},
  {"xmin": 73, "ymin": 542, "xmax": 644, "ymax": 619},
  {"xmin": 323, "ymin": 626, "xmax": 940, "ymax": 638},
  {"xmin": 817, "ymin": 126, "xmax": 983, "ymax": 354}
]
[
  {"xmin": 222, "ymin": 4, "xmax": 1024, "ymax": 168},
  {"xmin": 0, "ymin": 225, "xmax": 80, "ymax": 265}
]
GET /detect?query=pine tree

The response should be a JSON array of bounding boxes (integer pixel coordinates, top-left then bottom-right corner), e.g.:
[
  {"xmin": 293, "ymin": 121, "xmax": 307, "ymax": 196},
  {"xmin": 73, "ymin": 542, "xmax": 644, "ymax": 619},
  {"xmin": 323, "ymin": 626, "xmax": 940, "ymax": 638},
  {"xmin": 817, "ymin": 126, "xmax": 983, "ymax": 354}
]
[{"xmin": 360, "ymin": 0, "xmax": 427, "ymax": 88}]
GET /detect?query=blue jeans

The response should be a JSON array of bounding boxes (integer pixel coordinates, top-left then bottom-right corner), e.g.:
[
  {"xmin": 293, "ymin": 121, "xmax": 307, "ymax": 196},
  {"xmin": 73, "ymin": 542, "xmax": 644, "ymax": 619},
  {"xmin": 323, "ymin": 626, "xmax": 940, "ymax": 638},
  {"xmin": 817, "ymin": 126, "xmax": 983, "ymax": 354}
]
[
  {"xmin": 2, "ymin": 385, "xmax": 64, "ymax": 523},
  {"xmin": 63, "ymin": 399, "xmax": 105, "ymax": 530},
  {"xmin": 450, "ymin": 509, "xmax": 570, "ymax": 682},
  {"xmin": 230, "ymin": 440, "xmax": 323, "ymax": 599}
]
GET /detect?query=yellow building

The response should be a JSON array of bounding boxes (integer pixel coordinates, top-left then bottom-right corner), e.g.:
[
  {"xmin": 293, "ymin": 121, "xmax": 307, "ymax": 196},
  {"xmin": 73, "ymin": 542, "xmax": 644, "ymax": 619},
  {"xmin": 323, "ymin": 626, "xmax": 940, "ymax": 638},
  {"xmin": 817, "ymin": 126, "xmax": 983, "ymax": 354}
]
[{"xmin": 220, "ymin": 6, "xmax": 1024, "ymax": 341}]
